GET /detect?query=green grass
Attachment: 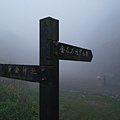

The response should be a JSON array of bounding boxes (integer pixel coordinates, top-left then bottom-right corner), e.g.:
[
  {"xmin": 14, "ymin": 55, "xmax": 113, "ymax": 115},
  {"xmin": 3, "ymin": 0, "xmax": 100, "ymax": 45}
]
[
  {"xmin": 59, "ymin": 91, "xmax": 120, "ymax": 120},
  {"xmin": 0, "ymin": 79, "xmax": 120, "ymax": 120},
  {"xmin": 0, "ymin": 82, "xmax": 39, "ymax": 120}
]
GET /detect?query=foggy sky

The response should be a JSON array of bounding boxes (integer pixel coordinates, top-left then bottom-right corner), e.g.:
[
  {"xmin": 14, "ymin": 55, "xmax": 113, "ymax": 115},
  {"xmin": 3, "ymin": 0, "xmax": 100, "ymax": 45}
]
[{"xmin": 1, "ymin": 1, "xmax": 120, "ymax": 78}]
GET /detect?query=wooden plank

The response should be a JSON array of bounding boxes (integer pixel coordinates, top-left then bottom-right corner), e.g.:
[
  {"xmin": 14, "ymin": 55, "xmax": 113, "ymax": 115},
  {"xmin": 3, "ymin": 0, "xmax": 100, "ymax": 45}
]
[
  {"xmin": 0, "ymin": 64, "xmax": 40, "ymax": 82},
  {"xmin": 54, "ymin": 42, "xmax": 93, "ymax": 62}
]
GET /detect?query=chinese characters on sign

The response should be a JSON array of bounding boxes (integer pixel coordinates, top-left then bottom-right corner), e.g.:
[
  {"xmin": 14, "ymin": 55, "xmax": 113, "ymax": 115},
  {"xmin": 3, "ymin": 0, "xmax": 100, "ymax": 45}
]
[
  {"xmin": 60, "ymin": 45, "xmax": 89, "ymax": 57},
  {"xmin": 31, "ymin": 67, "xmax": 37, "ymax": 75},
  {"xmin": 22, "ymin": 67, "xmax": 27, "ymax": 75},
  {"xmin": 1, "ymin": 64, "xmax": 39, "ymax": 82},
  {"xmin": 57, "ymin": 42, "xmax": 93, "ymax": 62}
]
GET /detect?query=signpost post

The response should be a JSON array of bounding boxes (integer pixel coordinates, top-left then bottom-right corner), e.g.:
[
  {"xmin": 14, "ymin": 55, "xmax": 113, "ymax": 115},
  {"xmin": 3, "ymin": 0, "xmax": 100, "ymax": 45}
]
[
  {"xmin": 0, "ymin": 17, "xmax": 93, "ymax": 120},
  {"xmin": 40, "ymin": 17, "xmax": 59, "ymax": 120}
]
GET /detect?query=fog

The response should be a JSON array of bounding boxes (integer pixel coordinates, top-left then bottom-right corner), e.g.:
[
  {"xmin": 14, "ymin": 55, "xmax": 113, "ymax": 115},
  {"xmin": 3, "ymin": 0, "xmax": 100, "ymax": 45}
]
[{"xmin": 1, "ymin": 1, "xmax": 120, "ymax": 84}]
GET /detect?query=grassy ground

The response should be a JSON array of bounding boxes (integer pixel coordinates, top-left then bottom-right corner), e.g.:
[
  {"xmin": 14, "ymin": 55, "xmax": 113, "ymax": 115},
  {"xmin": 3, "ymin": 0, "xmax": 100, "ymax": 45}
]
[
  {"xmin": 59, "ymin": 90, "xmax": 120, "ymax": 120},
  {"xmin": 59, "ymin": 78, "xmax": 120, "ymax": 120},
  {"xmin": 0, "ymin": 78, "xmax": 39, "ymax": 120},
  {"xmin": 0, "ymin": 77, "xmax": 120, "ymax": 120}
]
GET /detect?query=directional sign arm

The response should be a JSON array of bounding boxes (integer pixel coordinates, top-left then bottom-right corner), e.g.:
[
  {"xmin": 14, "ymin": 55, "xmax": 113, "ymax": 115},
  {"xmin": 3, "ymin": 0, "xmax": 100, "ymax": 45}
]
[
  {"xmin": 0, "ymin": 64, "xmax": 40, "ymax": 82},
  {"xmin": 53, "ymin": 41, "xmax": 93, "ymax": 62}
]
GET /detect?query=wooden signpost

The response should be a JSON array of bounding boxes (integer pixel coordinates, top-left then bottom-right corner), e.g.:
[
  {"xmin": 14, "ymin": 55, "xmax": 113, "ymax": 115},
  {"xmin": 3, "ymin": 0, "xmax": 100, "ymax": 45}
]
[
  {"xmin": 0, "ymin": 17, "xmax": 93, "ymax": 120},
  {"xmin": 55, "ymin": 41, "xmax": 93, "ymax": 62},
  {"xmin": 0, "ymin": 64, "xmax": 39, "ymax": 82}
]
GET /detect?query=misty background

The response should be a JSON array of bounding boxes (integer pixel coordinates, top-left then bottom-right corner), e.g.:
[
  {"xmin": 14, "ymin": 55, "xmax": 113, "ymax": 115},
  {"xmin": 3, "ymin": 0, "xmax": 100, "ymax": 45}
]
[{"xmin": 1, "ymin": 1, "xmax": 120, "ymax": 87}]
